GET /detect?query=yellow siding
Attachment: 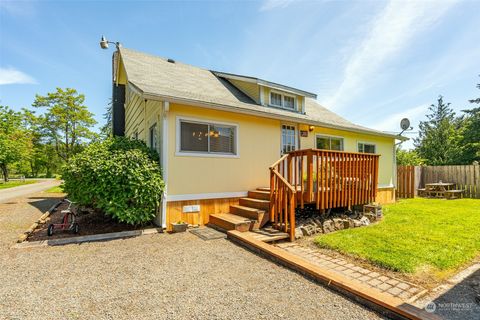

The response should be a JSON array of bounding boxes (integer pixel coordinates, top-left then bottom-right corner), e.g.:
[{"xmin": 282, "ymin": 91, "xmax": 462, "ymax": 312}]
[
  {"xmin": 124, "ymin": 88, "xmax": 163, "ymax": 146},
  {"xmin": 167, "ymin": 104, "xmax": 281, "ymax": 195},
  {"xmin": 228, "ymin": 79, "xmax": 260, "ymax": 103},
  {"xmin": 299, "ymin": 125, "xmax": 395, "ymax": 187}
]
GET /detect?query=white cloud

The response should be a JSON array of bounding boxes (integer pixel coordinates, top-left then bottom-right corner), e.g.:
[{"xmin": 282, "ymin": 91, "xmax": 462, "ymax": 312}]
[
  {"xmin": 323, "ymin": 0, "xmax": 458, "ymax": 111},
  {"xmin": 0, "ymin": 67, "xmax": 37, "ymax": 85},
  {"xmin": 259, "ymin": 0, "xmax": 296, "ymax": 12}
]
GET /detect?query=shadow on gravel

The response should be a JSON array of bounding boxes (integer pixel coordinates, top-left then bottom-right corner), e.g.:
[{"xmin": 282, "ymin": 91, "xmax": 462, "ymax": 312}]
[
  {"xmin": 430, "ymin": 269, "xmax": 480, "ymax": 320},
  {"xmin": 27, "ymin": 198, "xmax": 62, "ymax": 214}
]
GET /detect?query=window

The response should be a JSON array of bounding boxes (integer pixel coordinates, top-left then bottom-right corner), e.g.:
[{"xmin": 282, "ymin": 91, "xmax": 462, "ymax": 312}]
[
  {"xmin": 269, "ymin": 91, "xmax": 296, "ymax": 110},
  {"xmin": 358, "ymin": 142, "xmax": 376, "ymax": 154},
  {"xmin": 179, "ymin": 119, "xmax": 236, "ymax": 155},
  {"xmin": 281, "ymin": 125, "xmax": 296, "ymax": 154},
  {"xmin": 149, "ymin": 124, "xmax": 157, "ymax": 150},
  {"xmin": 284, "ymin": 96, "xmax": 295, "ymax": 109},
  {"xmin": 316, "ymin": 135, "xmax": 344, "ymax": 151},
  {"xmin": 270, "ymin": 92, "xmax": 282, "ymax": 107}
]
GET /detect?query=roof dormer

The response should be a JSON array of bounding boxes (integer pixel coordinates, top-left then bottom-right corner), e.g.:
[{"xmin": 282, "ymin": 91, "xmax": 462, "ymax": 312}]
[{"xmin": 212, "ymin": 71, "xmax": 316, "ymax": 114}]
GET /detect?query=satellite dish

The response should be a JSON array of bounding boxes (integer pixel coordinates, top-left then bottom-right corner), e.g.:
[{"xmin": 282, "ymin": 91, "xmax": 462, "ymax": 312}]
[{"xmin": 400, "ymin": 118, "xmax": 410, "ymax": 131}]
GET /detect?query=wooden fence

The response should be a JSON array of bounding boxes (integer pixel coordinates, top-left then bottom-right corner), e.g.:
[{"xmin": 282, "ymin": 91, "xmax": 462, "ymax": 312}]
[
  {"xmin": 397, "ymin": 164, "xmax": 480, "ymax": 199},
  {"xmin": 396, "ymin": 165, "xmax": 415, "ymax": 198}
]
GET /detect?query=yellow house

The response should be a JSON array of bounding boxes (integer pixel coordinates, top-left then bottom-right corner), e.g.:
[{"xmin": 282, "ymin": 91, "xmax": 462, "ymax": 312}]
[{"xmin": 111, "ymin": 47, "xmax": 405, "ymax": 236}]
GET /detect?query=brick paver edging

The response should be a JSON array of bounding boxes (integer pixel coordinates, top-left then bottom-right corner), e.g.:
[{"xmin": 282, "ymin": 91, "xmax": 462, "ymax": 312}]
[
  {"xmin": 277, "ymin": 243, "xmax": 427, "ymax": 303},
  {"xmin": 228, "ymin": 230, "xmax": 440, "ymax": 320}
]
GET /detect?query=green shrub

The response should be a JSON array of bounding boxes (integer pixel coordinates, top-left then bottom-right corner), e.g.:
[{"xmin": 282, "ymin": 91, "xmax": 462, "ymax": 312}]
[{"xmin": 62, "ymin": 137, "xmax": 164, "ymax": 225}]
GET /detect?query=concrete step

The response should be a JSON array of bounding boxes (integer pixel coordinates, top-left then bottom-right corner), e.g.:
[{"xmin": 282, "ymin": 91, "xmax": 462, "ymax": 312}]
[
  {"xmin": 239, "ymin": 197, "xmax": 270, "ymax": 211},
  {"xmin": 209, "ymin": 213, "xmax": 252, "ymax": 232},
  {"xmin": 248, "ymin": 190, "xmax": 270, "ymax": 201}
]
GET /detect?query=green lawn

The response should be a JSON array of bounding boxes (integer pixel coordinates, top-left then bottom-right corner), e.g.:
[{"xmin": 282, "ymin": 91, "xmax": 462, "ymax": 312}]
[
  {"xmin": 315, "ymin": 198, "xmax": 480, "ymax": 274},
  {"xmin": 46, "ymin": 184, "xmax": 64, "ymax": 193},
  {"xmin": 0, "ymin": 180, "xmax": 38, "ymax": 190}
]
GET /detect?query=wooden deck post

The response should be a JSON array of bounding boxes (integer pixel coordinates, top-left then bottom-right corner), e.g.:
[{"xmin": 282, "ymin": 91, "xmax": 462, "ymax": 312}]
[
  {"xmin": 269, "ymin": 170, "xmax": 275, "ymax": 222},
  {"xmin": 307, "ymin": 149, "xmax": 314, "ymax": 202}
]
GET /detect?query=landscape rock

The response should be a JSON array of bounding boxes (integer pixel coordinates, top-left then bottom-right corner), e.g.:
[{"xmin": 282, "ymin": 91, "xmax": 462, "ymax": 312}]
[
  {"xmin": 332, "ymin": 218, "xmax": 344, "ymax": 230},
  {"xmin": 353, "ymin": 219, "xmax": 363, "ymax": 228},
  {"xmin": 364, "ymin": 213, "xmax": 376, "ymax": 223},
  {"xmin": 359, "ymin": 216, "xmax": 370, "ymax": 226},
  {"xmin": 295, "ymin": 227, "xmax": 303, "ymax": 239},
  {"xmin": 323, "ymin": 220, "xmax": 335, "ymax": 233},
  {"xmin": 300, "ymin": 225, "xmax": 315, "ymax": 236}
]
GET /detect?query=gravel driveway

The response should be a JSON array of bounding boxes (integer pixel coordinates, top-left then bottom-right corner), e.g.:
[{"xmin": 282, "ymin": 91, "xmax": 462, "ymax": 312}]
[{"xmin": 0, "ymin": 193, "xmax": 384, "ymax": 320}]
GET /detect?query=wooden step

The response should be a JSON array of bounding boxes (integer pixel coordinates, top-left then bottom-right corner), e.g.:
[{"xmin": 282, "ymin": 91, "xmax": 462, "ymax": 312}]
[
  {"xmin": 248, "ymin": 190, "xmax": 270, "ymax": 200},
  {"xmin": 241, "ymin": 229, "xmax": 290, "ymax": 243},
  {"xmin": 230, "ymin": 205, "xmax": 264, "ymax": 220},
  {"xmin": 256, "ymin": 187, "xmax": 270, "ymax": 192},
  {"xmin": 239, "ymin": 197, "xmax": 270, "ymax": 211},
  {"xmin": 209, "ymin": 213, "xmax": 252, "ymax": 232}
]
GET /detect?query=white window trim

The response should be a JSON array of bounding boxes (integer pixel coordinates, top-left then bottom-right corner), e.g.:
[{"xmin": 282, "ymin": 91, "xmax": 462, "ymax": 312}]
[
  {"xmin": 175, "ymin": 116, "xmax": 240, "ymax": 158},
  {"xmin": 269, "ymin": 90, "xmax": 297, "ymax": 111},
  {"xmin": 357, "ymin": 140, "xmax": 377, "ymax": 154},
  {"xmin": 315, "ymin": 134, "xmax": 344, "ymax": 151},
  {"xmin": 281, "ymin": 123, "xmax": 298, "ymax": 155},
  {"xmin": 282, "ymin": 93, "xmax": 297, "ymax": 110},
  {"xmin": 269, "ymin": 91, "xmax": 283, "ymax": 107}
]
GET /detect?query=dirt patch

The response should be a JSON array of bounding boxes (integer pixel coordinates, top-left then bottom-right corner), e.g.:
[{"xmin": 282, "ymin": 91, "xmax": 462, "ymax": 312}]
[{"xmin": 27, "ymin": 201, "xmax": 153, "ymax": 241}]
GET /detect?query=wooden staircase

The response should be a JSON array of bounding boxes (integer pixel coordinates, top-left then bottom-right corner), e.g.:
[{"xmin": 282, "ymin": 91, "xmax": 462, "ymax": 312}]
[{"xmin": 208, "ymin": 188, "xmax": 289, "ymax": 242}]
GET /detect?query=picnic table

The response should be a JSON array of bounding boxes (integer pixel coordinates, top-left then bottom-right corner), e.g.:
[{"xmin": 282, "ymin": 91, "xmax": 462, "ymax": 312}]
[{"xmin": 418, "ymin": 182, "xmax": 464, "ymax": 199}]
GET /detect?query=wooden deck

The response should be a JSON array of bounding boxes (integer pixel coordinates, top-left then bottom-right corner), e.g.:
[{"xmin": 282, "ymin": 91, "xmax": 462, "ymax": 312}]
[{"xmin": 269, "ymin": 148, "xmax": 380, "ymax": 241}]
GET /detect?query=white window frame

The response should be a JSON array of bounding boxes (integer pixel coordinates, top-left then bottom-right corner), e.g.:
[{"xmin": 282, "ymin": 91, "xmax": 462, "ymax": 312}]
[
  {"xmin": 269, "ymin": 90, "xmax": 297, "ymax": 111},
  {"xmin": 281, "ymin": 123, "xmax": 298, "ymax": 155},
  {"xmin": 149, "ymin": 123, "xmax": 157, "ymax": 150},
  {"xmin": 315, "ymin": 134, "xmax": 344, "ymax": 151},
  {"xmin": 357, "ymin": 141, "xmax": 376, "ymax": 154},
  {"xmin": 175, "ymin": 116, "xmax": 239, "ymax": 158}
]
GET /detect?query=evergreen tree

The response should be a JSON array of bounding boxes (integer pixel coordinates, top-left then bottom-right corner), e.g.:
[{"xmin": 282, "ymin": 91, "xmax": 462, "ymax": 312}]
[
  {"xmin": 459, "ymin": 78, "xmax": 480, "ymax": 163},
  {"xmin": 414, "ymin": 96, "xmax": 460, "ymax": 165}
]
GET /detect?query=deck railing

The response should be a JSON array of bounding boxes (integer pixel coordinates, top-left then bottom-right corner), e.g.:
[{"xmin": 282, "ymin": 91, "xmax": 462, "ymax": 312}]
[{"xmin": 269, "ymin": 149, "xmax": 380, "ymax": 241}]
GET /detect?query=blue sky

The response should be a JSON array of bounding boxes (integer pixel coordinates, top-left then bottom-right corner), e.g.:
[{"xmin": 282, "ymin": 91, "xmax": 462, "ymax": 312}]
[{"xmin": 1, "ymin": 0, "xmax": 479, "ymax": 148}]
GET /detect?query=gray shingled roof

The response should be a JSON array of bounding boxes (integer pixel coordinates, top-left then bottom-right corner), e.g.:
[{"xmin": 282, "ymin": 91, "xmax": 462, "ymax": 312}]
[{"xmin": 119, "ymin": 47, "xmax": 404, "ymax": 140}]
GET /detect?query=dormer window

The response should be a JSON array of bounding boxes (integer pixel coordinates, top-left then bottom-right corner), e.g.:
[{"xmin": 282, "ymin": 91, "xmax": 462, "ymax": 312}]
[
  {"xmin": 284, "ymin": 95, "xmax": 295, "ymax": 109},
  {"xmin": 270, "ymin": 92, "xmax": 282, "ymax": 107},
  {"xmin": 269, "ymin": 91, "xmax": 296, "ymax": 110}
]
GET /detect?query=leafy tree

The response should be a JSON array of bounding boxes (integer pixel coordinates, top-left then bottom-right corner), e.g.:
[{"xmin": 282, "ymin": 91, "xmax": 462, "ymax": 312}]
[
  {"xmin": 396, "ymin": 147, "xmax": 424, "ymax": 166},
  {"xmin": 414, "ymin": 96, "xmax": 460, "ymax": 165},
  {"xmin": 33, "ymin": 88, "xmax": 97, "ymax": 161},
  {"xmin": 62, "ymin": 137, "xmax": 164, "ymax": 225},
  {"xmin": 0, "ymin": 106, "xmax": 31, "ymax": 181},
  {"xmin": 21, "ymin": 109, "xmax": 63, "ymax": 177}
]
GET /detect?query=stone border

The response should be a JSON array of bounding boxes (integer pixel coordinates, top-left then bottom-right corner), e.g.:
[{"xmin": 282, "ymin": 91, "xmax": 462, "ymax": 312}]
[
  {"xmin": 228, "ymin": 230, "xmax": 440, "ymax": 320},
  {"xmin": 17, "ymin": 200, "xmax": 63, "ymax": 243},
  {"xmin": 12, "ymin": 227, "xmax": 163, "ymax": 249}
]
